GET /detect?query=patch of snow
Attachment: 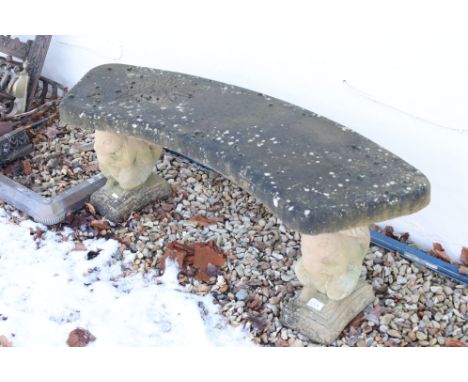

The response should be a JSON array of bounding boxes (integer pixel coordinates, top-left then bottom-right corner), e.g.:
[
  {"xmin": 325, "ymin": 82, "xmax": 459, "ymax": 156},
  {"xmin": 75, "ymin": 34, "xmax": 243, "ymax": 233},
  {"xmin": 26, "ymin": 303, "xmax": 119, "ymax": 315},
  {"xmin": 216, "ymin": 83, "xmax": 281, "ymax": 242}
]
[{"xmin": 0, "ymin": 209, "xmax": 253, "ymax": 347}]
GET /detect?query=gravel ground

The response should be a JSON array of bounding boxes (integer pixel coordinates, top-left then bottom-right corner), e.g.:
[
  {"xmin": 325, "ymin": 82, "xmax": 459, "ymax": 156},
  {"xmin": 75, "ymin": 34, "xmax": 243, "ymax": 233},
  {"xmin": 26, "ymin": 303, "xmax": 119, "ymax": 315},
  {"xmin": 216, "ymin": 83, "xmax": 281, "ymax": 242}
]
[
  {"xmin": 0, "ymin": 125, "xmax": 466, "ymax": 347},
  {"xmin": 0, "ymin": 123, "xmax": 99, "ymax": 196}
]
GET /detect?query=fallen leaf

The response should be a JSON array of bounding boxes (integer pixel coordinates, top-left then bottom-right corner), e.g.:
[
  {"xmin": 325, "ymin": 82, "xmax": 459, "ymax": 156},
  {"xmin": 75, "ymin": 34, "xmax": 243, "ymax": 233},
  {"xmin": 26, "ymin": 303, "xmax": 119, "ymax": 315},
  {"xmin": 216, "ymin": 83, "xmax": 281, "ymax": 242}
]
[
  {"xmin": 84, "ymin": 202, "xmax": 96, "ymax": 216},
  {"xmin": 188, "ymin": 214, "xmax": 219, "ymax": 227},
  {"xmin": 90, "ymin": 219, "xmax": 110, "ymax": 230},
  {"xmin": 161, "ymin": 240, "xmax": 225, "ymax": 282},
  {"xmin": 399, "ymin": 232, "xmax": 410, "ymax": 243},
  {"xmin": 66, "ymin": 167, "xmax": 75, "ymax": 177},
  {"xmin": 117, "ymin": 236, "xmax": 131, "ymax": 247},
  {"xmin": 22, "ymin": 160, "xmax": 32, "ymax": 175},
  {"xmin": 161, "ymin": 242, "xmax": 193, "ymax": 270},
  {"xmin": 348, "ymin": 312, "xmax": 365, "ymax": 328},
  {"xmin": 46, "ymin": 125, "xmax": 59, "ymax": 139},
  {"xmin": 192, "ymin": 241, "xmax": 225, "ymax": 282},
  {"xmin": 160, "ymin": 202, "xmax": 175, "ymax": 212},
  {"xmin": 0, "ymin": 335, "xmax": 12, "ymax": 347},
  {"xmin": 445, "ymin": 338, "xmax": 467, "ymax": 347},
  {"xmin": 460, "ymin": 247, "xmax": 468, "ymax": 266},
  {"xmin": 248, "ymin": 315, "xmax": 267, "ymax": 333},
  {"xmin": 383, "ymin": 226, "xmax": 398, "ymax": 240},
  {"xmin": 87, "ymin": 250, "xmax": 101, "ymax": 260},
  {"xmin": 247, "ymin": 295, "xmax": 262, "ymax": 310},
  {"xmin": 429, "ymin": 242, "xmax": 451, "ymax": 263},
  {"xmin": 459, "ymin": 265, "xmax": 468, "ymax": 275},
  {"xmin": 34, "ymin": 228, "xmax": 45, "ymax": 240},
  {"xmin": 66, "ymin": 328, "xmax": 96, "ymax": 347}
]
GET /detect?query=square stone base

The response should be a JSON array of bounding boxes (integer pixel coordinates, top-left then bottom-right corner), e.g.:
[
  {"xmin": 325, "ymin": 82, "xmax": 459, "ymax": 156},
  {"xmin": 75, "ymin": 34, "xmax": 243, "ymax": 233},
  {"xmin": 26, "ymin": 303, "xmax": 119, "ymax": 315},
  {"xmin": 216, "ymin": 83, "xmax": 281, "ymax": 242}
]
[
  {"xmin": 280, "ymin": 280, "xmax": 375, "ymax": 345},
  {"xmin": 91, "ymin": 172, "xmax": 172, "ymax": 222}
]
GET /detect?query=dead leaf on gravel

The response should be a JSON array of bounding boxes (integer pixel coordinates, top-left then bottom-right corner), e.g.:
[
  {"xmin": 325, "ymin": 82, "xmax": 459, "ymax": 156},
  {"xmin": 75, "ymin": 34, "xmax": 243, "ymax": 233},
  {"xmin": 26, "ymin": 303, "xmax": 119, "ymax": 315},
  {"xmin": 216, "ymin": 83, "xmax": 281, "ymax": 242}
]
[
  {"xmin": 66, "ymin": 328, "xmax": 96, "ymax": 347},
  {"xmin": 445, "ymin": 338, "xmax": 467, "ymax": 347},
  {"xmin": 161, "ymin": 240, "xmax": 225, "ymax": 282},
  {"xmin": 460, "ymin": 247, "xmax": 468, "ymax": 266},
  {"xmin": 22, "ymin": 160, "xmax": 32, "ymax": 175},
  {"xmin": 429, "ymin": 242, "xmax": 451, "ymax": 263},
  {"xmin": 188, "ymin": 214, "xmax": 220, "ymax": 227},
  {"xmin": 84, "ymin": 202, "xmax": 96, "ymax": 216},
  {"xmin": 399, "ymin": 232, "xmax": 410, "ymax": 243},
  {"xmin": 348, "ymin": 312, "xmax": 365, "ymax": 328},
  {"xmin": 160, "ymin": 202, "xmax": 175, "ymax": 212},
  {"xmin": 34, "ymin": 228, "xmax": 45, "ymax": 240},
  {"xmin": 0, "ymin": 335, "xmax": 12, "ymax": 347},
  {"xmin": 383, "ymin": 226, "xmax": 398, "ymax": 240},
  {"xmin": 90, "ymin": 219, "xmax": 110, "ymax": 230},
  {"xmin": 459, "ymin": 265, "xmax": 468, "ymax": 275},
  {"xmin": 46, "ymin": 125, "xmax": 60, "ymax": 139}
]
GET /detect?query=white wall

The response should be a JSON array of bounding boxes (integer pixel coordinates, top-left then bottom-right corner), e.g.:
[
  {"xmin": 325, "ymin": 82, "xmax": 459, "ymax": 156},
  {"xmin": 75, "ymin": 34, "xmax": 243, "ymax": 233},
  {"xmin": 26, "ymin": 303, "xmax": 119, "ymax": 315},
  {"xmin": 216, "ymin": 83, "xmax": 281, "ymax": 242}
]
[{"xmin": 23, "ymin": 2, "xmax": 468, "ymax": 260}]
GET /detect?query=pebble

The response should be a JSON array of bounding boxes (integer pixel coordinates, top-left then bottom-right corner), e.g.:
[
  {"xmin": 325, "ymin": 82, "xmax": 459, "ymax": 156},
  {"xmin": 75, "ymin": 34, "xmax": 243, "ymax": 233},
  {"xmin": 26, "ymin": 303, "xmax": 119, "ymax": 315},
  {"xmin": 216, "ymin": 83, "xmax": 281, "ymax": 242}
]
[
  {"xmin": 235, "ymin": 289, "xmax": 249, "ymax": 301},
  {"xmin": 387, "ymin": 329, "xmax": 402, "ymax": 338},
  {"xmin": 416, "ymin": 331, "xmax": 428, "ymax": 341},
  {"xmin": 381, "ymin": 314, "xmax": 394, "ymax": 325}
]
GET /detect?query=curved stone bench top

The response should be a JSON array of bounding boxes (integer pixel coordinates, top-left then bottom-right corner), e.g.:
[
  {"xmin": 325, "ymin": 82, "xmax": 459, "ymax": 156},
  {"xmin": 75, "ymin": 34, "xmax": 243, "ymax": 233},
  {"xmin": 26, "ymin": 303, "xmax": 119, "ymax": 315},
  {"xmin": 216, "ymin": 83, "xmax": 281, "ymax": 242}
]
[{"xmin": 60, "ymin": 64, "xmax": 430, "ymax": 235}]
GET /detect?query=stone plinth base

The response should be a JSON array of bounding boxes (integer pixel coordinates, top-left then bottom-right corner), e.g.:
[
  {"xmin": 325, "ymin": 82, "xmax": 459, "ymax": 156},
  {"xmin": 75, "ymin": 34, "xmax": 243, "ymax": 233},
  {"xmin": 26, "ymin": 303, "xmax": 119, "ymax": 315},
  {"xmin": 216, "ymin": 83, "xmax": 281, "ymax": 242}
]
[
  {"xmin": 280, "ymin": 280, "xmax": 374, "ymax": 345},
  {"xmin": 91, "ymin": 172, "xmax": 172, "ymax": 222}
]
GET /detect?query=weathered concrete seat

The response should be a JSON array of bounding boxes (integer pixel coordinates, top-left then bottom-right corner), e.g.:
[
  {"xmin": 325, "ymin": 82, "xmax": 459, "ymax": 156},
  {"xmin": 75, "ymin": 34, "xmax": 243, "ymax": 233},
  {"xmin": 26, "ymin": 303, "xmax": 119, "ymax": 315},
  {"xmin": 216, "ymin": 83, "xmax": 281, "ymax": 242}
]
[{"xmin": 60, "ymin": 64, "xmax": 430, "ymax": 344}]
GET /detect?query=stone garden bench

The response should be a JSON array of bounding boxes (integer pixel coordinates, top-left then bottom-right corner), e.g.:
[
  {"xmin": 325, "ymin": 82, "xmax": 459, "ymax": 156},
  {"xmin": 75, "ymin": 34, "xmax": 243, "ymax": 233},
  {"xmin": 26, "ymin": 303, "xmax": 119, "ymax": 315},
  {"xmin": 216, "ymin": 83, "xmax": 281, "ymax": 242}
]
[{"xmin": 60, "ymin": 64, "xmax": 430, "ymax": 344}]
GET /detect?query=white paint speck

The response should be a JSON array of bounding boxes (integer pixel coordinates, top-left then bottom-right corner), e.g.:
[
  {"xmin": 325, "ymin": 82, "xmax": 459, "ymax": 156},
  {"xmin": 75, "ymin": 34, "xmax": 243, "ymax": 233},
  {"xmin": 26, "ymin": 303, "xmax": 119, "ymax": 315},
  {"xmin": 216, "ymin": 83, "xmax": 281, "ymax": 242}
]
[{"xmin": 273, "ymin": 196, "xmax": 280, "ymax": 208}]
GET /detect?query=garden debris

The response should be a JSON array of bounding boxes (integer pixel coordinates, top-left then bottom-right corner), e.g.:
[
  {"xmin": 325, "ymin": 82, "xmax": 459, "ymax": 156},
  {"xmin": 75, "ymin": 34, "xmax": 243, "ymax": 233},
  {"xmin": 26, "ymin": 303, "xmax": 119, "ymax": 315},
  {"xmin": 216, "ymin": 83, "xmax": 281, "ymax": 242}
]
[
  {"xmin": 429, "ymin": 242, "xmax": 452, "ymax": 263},
  {"xmin": 383, "ymin": 225, "xmax": 409, "ymax": 243},
  {"xmin": 84, "ymin": 202, "xmax": 96, "ymax": 217},
  {"xmin": 22, "ymin": 160, "xmax": 32, "ymax": 175},
  {"xmin": 460, "ymin": 247, "xmax": 468, "ymax": 266},
  {"xmin": 188, "ymin": 214, "xmax": 222, "ymax": 227},
  {"xmin": 445, "ymin": 338, "xmax": 467, "ymax": 347},
  {"xmin": 161, "ymin": 240, "xmax": 225, "ymax": 282},
  {"xmin": 66, "ymin": 328, "xmax": 96, "ymax": 347},
  {"xmin": 90, "ymin": 219, "xmax": 110, "ymax": 231}
]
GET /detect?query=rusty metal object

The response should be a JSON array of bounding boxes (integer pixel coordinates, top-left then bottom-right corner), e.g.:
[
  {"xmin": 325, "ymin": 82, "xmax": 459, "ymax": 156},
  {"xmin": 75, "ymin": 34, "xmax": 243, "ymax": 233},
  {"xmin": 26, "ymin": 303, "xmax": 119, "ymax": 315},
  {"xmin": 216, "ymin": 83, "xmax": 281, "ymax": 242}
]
[
  {"xmin": 0, "ymin": 36, "xmax": 66, "ymax": 163},
  {"xmin": 0, "ymin": 126, "xmax": 32, "ymax": 165},
  {"xmin": 0, "ymin": 172, "xmax": 106, "ymax": 225},
  {"xmin": 0, "ymin": 36, "xmax": 90, "ymax": 224},
  {"xmin": 0, "ymin": 35, "xmax": 65, "ymax": 120},
  {"xmin": 0, "ymin": 35, "xmax": 52, "ymax": 111}
]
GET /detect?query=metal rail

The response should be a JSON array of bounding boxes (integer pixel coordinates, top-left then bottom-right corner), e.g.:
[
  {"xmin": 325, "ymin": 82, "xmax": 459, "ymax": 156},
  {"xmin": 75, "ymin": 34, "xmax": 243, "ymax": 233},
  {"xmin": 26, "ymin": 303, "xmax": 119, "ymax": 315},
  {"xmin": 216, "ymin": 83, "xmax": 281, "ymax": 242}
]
[
  {"xmin": 370, "ymin": 230, "xmax": 468, "ymax": 285},
  {"xmin": 0, "ymin": 173, "xmax": 106, "ymax": 225}
]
